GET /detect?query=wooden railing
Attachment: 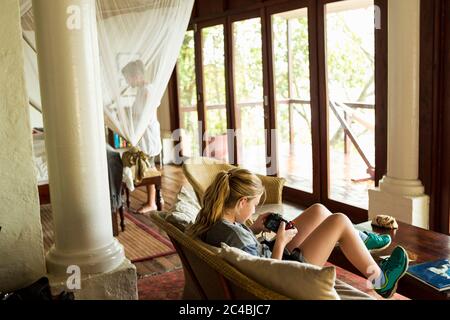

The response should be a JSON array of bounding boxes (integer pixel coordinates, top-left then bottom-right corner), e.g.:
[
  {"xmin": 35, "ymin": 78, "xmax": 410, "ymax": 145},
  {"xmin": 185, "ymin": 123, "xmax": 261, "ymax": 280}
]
[{"xmin": 179, "ymin": 99, "xmax": 375, "ymax": 181}]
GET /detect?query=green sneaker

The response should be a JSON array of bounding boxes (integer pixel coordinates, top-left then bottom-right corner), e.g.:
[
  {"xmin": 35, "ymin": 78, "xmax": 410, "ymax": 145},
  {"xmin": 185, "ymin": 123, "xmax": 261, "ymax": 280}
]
[
  {"xmin": 363, "ymin": 231, "xmax": 391, "ymax": 252},
  {"xmin": 374, "ymin": 246, "xmax": 409, "ymax": 299}
]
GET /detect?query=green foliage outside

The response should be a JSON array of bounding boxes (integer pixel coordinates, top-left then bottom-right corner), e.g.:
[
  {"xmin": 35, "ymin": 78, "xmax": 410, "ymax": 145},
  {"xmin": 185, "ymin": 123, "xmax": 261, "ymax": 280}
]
[{"xmin": 177, "ymin": 7, "xmax": 375, "ymax": 156}]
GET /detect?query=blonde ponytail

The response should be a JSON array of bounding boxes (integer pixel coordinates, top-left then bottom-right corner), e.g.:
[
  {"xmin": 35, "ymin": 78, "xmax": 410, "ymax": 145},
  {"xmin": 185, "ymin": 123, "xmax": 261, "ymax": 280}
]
[{"xmin": 187, "ymin": 168, "xmax": 265, "ymax": 239}]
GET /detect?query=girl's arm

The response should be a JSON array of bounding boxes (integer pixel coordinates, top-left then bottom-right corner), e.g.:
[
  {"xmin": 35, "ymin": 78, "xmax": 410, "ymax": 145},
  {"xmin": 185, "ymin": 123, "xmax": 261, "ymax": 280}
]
[
  {"xmin": 271, "ymin": 242, "xmax": 285, "ymax": 260},
  {"xmin": 271, "ymin": 222, "xmax": 298, "ymax": 260}
]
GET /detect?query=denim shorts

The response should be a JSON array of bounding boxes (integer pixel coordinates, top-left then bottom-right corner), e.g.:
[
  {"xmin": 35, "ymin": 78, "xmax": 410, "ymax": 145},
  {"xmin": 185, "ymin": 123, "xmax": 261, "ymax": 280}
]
[
  {"xmin": 285, "ymin": 248, "xmax": 308, "ymax": 264},
  {"xmin": 260, "ymin": 239, "xmax": 308, "ymax": 263}
]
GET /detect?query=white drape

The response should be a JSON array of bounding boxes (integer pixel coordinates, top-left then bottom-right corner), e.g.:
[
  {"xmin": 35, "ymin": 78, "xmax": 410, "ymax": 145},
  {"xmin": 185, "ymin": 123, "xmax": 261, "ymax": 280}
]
[
  {"xmin": 97, "ymin": 0, "xmax": 193, "ymax": 151},
  {"xmin": 20, "ymin": 0, "xmax": 193, "ymax": 155}
]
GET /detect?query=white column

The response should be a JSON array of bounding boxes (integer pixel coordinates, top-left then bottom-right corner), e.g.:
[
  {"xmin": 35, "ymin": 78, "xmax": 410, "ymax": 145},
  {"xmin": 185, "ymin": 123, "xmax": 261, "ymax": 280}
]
[
  {"xmin": 33, "ymin": 0, "xmax": 124, "ymax": 274},
  {"xmin": 380, "ymin": 0, "xmax": 423, "ymax": 196},
  {"xmin": 369, "ymin": 0, "xmax": 429, "ymax": 228}
]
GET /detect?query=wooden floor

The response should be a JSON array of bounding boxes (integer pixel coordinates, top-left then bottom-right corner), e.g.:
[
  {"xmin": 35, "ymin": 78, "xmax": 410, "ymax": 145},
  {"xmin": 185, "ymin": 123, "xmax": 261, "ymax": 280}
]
[{"xmin": 123, "ymin": 164, "xmax": 304, "ymax": 278}]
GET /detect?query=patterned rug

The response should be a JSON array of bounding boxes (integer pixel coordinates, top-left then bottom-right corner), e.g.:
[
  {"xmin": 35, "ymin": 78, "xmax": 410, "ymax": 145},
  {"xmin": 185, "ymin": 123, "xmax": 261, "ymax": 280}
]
[
  {"xmin": 40, "ymin": 205, "xmax": 176, "ymax": 263},
  {"xmin": 138, "ymin": 269, "xmax": 185, "ymax": 300}
]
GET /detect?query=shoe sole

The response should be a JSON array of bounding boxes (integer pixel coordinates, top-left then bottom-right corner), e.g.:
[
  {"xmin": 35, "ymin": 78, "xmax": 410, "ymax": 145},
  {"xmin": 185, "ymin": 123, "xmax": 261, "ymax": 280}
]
[
  {"xmin": 382, "ymin": 246, "xmax": 409, "ymax": 299},
  {"xmin": 369, "ymin": 238, "xmax": 392, "ymax": 253}
]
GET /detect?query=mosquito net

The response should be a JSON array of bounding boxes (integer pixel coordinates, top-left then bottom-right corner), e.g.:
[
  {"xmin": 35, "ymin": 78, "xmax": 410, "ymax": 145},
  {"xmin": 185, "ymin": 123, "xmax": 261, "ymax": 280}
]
[{"xmin": 21, "ymin": 0, "xmax": 194, "ymax": 157}]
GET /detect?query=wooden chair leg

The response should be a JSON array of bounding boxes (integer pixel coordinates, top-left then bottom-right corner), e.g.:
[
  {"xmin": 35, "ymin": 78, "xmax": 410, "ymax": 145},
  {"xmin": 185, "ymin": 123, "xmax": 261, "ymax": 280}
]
[
  {"xmin": 156, "ymin": 184, "xmax": 162, "ymax": 211},
  {"xmin": 119, "ymin": 206, "xmax": 125, "ymax": 232},
  {"xmin": 125, "ymin": 187, "xmax": 130, "ymax": 209},
  {"xmin": 112, "ymin": 209, "xmax": 119, "ymax": 237}
]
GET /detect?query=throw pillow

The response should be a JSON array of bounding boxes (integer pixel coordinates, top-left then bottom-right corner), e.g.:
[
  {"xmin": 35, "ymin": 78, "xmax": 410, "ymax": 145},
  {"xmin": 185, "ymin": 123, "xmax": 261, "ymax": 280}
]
[
  {"xmin": 256, "ymin": 174, "xmax": 286, "ymax": 205},
  {"xmin": 219, "ymin": 243, "xmax": 340, "ymax": 300},
  {"xmin": 165, "ymin": 185, "xmax": 201, "ymax": 231}
]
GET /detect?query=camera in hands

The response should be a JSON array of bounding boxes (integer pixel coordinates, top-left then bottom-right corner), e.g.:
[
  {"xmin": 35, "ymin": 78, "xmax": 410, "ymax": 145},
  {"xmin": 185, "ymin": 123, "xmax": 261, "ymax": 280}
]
[{"xmin": 263, "ymin": 213, "xmax": 295, "ymax": 233}]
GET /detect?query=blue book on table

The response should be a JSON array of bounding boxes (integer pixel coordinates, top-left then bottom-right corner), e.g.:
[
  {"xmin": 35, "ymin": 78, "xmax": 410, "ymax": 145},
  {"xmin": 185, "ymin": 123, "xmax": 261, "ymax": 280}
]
[{"xmin": 407, "ymin": 259, "xmax": 450, "ymax": 291}]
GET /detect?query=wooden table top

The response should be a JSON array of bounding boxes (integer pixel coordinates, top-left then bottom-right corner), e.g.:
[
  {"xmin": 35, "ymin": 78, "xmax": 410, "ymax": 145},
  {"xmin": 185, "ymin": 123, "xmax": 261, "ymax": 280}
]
[{"xmin": 357, "ymin": 221, "xmax": 450, "ymax": 265}]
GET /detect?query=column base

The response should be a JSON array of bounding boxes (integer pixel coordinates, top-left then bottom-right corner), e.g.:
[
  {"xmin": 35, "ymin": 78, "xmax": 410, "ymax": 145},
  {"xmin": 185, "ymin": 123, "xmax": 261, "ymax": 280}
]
[
  {"xmin": 46, "ymin": 239, "xmax": 125, "ymax": 275},
  {"xmin": 369, "ymin": 187, "xmax": 429, "ymax": 229},
  {"xmin": 379, "ymin": 176, "xmax": 425, "ymax": 196},
  {"xmin": 48, "ymin": 259, "xmax": 138, "ymax": 300}
]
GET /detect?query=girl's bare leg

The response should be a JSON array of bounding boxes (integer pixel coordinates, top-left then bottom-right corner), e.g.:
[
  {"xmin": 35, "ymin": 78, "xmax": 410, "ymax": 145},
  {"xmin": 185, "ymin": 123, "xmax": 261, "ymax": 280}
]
[
  {"xmin": 299, "ymin": 213, "xmax": 381, "ymax": 279},
  {"xmin": 137, "ymin": 185, "xmax": 157, "ymax": 214},
  {"xmin": 148, "ymin": 185, "xmax": 156, "ymax": 207},
  {"xmin": 286, "ymin": 204, "xmax": 333, "ymax": 252},
  {"xmin": 141, "ymin": 186, "xmax": 164, "ymax": 206}
]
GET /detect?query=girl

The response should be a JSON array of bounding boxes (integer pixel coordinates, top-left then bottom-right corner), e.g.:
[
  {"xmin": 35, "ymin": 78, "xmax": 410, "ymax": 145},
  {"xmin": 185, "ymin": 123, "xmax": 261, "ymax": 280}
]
[
  {"xmin": 188, "ymin": 168, "xmax": 409, "ymax": 299},
  {"xmin": 121, "ymin": 60, "xmax": 163, "ymax": 213}
]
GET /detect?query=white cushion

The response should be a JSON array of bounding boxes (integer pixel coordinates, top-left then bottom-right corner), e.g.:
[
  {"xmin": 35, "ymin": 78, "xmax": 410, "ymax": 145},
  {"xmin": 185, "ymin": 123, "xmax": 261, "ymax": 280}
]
[
  {"xmin": 219, "ymin": 243, "xmax": 340, "ymax": 300},
  {"xmin": 165, "ymin": 185, "xmax": 201, "ymax": 231}
]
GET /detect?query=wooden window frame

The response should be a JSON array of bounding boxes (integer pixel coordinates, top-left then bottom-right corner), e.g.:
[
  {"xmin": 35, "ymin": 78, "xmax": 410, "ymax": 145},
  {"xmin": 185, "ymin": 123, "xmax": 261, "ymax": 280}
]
[
  {"xmin": 227, "ymin": 11, "xmax": 264, "ymax": 166},
  {"xmin": 170, "ymin": 0, "xmax": 388, "ymax": 223},
  {"xmin": 265, "ymin": 0, "xmax": 320, "ymax": 208},
  {"xmin": 419, "ymin": 0, "xmax": 450, "ymax": 234},
  {"xmin": 316, "ymin": 0, "xmax": 387, "ymax": 222}
]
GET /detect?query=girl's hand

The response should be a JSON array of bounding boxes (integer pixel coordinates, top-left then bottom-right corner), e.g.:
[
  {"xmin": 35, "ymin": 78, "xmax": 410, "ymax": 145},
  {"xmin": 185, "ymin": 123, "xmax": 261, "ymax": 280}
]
[
  {"xmin": 271, "ymin": 222, "xmax": 298, "ymax": 260},
  {"xmin": 249, "ymin": 212, "xmax": 272, "ymax": 234},
  {"xmin": 275, "ymin": 221, "xmax": 298, "ymax": 247}
]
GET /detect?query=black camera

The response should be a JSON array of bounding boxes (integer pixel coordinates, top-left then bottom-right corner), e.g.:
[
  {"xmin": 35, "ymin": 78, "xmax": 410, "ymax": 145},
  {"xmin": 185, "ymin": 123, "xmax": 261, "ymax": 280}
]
[{"xmin": 263, "ymin": 213, "xmax": 295, "ymax": 233}]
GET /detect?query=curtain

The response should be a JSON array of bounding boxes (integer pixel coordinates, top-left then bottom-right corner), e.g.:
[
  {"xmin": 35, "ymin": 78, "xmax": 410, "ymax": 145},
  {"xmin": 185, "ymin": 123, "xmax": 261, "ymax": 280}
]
[
  {"xmin": 20, "ymin": 0, "xmax": 194, "ymax": 155},
  {"xmin": 96, "ymin": 0, "xmax": 194, "ymax": 152}
]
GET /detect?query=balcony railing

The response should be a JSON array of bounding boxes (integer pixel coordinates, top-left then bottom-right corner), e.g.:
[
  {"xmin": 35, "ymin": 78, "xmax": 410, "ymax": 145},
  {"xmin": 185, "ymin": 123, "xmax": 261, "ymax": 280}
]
[{"xmin": 179, "ymin": 99, "xmax": 375, "ymax": 180}]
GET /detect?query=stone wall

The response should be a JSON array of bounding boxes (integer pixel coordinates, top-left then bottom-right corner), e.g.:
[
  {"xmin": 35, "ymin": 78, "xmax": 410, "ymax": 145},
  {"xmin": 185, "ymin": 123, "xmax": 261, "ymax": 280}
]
[{"xmin": 0, "ymin": 0, "xmax": 46, "ymax": 292}]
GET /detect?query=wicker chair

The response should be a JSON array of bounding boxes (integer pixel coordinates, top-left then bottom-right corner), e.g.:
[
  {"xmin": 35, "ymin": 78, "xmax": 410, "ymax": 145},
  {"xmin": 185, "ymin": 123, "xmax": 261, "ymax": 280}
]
[
  {"xmin": 151, "ymin": 212, "xmax": 289, "ymax": 299},
  {"xmin": 150, "ymin": 212, "xmax": 385, "ymax": 300},
  {"xmin": 152, "ymin": 157, "xmax": 407, "ymax": 300},
  {"xmin": 182, "ymin": 157, "xmax": 285, "ymax": 205}
]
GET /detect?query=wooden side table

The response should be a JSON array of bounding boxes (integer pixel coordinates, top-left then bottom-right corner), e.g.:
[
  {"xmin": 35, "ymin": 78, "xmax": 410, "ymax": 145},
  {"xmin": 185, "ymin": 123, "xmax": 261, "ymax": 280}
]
[{"xmin": 329, "ymin": 221, "xmax": 450, "ymax": 300}]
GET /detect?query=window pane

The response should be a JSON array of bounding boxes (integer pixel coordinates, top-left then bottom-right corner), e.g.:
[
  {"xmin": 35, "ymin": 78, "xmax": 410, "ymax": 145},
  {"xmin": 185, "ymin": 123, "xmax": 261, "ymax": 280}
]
[
  {"xmin": 177, "ymin": 30, "xmax": 199, "ymax": 158},
  {"xmin": 233, "ymin": 18, "xmax": 266, "ymax": 175},
  {"xmin": 325, "ymin": 0, "xmax": 375, "ymax": 209},
  {"xmin": 202, "ymin": 25, "xmax": 228, "ymax": 162},
  {"xmin": 272, "ymin": 8, "xmax": 313, "ymax": 193}
]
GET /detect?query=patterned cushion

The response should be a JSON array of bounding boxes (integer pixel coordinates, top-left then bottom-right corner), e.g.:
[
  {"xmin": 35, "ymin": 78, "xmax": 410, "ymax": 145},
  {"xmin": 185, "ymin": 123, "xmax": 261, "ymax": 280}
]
[{"xmin": 326, "ymin": 262, "xmax": 409, "ymax": 300}]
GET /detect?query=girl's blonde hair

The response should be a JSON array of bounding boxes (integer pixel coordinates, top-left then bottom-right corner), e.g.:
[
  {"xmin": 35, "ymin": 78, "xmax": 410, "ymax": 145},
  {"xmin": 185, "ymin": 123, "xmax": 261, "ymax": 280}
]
[{"xmin": 187, "ymin": 168, "xmax": 265, "ymax": 239}]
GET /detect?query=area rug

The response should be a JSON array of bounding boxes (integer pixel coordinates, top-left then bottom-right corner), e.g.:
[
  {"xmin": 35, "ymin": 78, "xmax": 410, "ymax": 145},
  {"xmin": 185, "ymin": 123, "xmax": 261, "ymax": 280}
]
[
  {"xmin": 40, "ymin": 205, "xmax": 176, "ymax": 263},
  {"xmin": 137, "ymin": 269, "xmax": 185, "ymax": 300},
  {"xmin": 118, "ymin": 212, "xmax": 176, "ymax": 262}
]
